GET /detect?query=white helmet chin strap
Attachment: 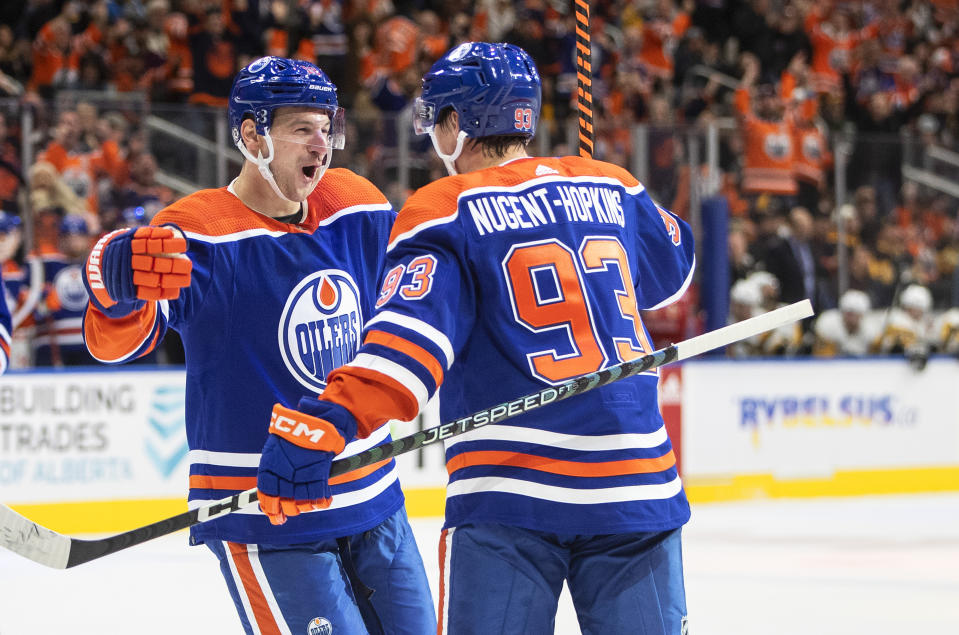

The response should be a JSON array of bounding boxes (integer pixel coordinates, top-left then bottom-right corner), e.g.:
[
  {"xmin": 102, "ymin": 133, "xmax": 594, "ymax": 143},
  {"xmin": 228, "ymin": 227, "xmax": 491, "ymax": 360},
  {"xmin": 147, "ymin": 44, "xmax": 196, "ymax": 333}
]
[
  {"xmin": 236, "ymin": 130, "xmax": 297, "ymax": 203},
  {"xmin": 429, "ymin": 130, "xmax": 469, "ymax": 176}
]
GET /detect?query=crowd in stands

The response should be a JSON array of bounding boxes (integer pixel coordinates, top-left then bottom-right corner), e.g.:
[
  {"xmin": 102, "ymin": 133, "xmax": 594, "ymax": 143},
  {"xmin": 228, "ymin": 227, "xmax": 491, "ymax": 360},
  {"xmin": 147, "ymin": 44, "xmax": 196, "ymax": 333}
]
[{"xmin": 0, "ymin": 0, "xmax": 958, "ymax": 367}]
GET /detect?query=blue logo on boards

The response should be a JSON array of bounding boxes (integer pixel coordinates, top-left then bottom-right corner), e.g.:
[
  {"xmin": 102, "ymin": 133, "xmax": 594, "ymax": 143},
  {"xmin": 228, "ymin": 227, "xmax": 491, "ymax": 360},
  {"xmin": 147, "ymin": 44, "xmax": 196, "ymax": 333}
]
[
  {"xmin": 144, "ymin": 385, "xmax": 188, "ymax": 478},
  {"xmin": 279, "ymin": 270, "xmax": 363, "ymax": 392}
]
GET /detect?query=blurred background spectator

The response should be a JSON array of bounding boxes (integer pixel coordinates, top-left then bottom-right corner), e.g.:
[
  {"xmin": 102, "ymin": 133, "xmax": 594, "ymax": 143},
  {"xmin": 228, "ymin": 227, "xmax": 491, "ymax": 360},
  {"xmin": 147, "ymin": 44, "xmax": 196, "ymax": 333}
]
[{"xmin": 812, "ymin": 288, "xmax": 881, "ymax": 356}]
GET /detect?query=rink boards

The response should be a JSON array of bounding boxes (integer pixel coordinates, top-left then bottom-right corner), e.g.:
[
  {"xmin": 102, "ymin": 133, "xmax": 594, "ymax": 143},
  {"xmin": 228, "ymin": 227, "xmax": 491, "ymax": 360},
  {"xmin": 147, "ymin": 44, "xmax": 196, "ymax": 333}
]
[{"xmin": 1, "ymin": 358, "xmax": 958, "ymax": 533}]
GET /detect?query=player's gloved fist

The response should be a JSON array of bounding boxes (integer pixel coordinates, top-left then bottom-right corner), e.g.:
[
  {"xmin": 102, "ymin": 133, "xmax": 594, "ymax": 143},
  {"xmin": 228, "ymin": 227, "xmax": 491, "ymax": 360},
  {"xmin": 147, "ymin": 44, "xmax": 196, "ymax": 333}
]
[
  {"xmin": 257, "ymin": 398, "xmax": 357, "ymax": 526},
  {"xmin": 84, "ymin": 225, "xmax": 192, "ymax": 313}
]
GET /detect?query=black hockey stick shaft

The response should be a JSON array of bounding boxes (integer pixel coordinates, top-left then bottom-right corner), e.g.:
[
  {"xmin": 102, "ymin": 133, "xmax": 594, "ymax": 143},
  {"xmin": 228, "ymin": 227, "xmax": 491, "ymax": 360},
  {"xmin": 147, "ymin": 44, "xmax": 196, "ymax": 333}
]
[
  {"xmin": 0, "ymin": 300, "xmax": 812, "ymax": 568},
  {"xmin": 575, "ymin": 0, "xmax": 594, "ymax": 157}
]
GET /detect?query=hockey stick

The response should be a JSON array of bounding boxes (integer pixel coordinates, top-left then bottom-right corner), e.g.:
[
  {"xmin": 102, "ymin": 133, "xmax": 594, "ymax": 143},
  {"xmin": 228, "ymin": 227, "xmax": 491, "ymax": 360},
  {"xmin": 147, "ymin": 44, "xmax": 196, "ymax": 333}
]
[
  {"xmin": 0, "ymin": 299, "xmax": 812, "ymax": 569},
  {"xmin": 574, "ymin": 0, "xmax": 594, "ymax": 158}
]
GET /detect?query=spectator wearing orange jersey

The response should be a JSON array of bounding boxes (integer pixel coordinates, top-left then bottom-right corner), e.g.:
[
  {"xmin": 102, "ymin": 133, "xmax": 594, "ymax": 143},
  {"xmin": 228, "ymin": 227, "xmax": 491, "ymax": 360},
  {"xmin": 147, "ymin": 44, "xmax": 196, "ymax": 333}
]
[
  {"xmin": 375, "ymin": 15, "xmax": 420, "ymax": 76},
  {"xmin": 417, "ymin": 10, "xmax": 449, "ymax": 63},
  {"xmin": 73, "ymin": 0, "xmax": 110, "ymax": 59},
  {"xmin": 38, "ymin": 111, "xmax": 101, "ymax": 214},
  {"xmin": 29, "ymin": 16, "xmax": 79, "ymax": 97},
  {"xmin": 637, "ymin": 0, "xmax": 693, "ymax": 80},
  {"xmin": 735, "ymin": 54, "xmax": 798, "ymax": 209},
  {"xmin": 782, "ymin": 54, "xmax": 832, "ymax": 216},
  {"xmin": 804, "ymin": 4, "xmax": 878, "ymax": 94}
]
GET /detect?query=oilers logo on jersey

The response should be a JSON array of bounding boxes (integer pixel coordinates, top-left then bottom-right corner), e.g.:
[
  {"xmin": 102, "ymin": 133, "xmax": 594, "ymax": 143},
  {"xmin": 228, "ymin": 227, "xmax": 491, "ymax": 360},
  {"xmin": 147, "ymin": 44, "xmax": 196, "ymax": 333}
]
[
  {"xmin": 307, "ymin": 617, "xmax": 332, "ymax": 635},
  {"xmin": 763, "ymin": 133, "xmax": 792, "ymax": 160},
  {"xmin": 53, "ymin": 265, "xmax": 89, "ymax": 311},
  {"xmin": 279, "ymin": 270, "xmax": 362, "ymax": 392}
]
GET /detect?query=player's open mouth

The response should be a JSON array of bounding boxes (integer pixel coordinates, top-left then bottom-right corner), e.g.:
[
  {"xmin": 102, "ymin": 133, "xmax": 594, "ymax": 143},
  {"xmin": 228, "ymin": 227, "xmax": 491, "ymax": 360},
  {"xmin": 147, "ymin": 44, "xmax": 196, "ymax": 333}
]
[{"xmin": 302, "ymin": 165, "xmax": 318, "ymax": 179}]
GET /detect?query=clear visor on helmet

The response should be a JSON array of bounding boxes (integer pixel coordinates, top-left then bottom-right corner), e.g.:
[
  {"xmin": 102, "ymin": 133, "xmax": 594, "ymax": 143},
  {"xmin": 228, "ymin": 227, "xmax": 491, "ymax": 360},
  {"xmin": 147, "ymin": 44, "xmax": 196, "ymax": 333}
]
[
  {"xmin": 412, "ymin": 97, "xmax": 436, "ymax": 135},
  {"xmin": 267, "ymin": 107, "xmax": 346, "ymax": 150}
]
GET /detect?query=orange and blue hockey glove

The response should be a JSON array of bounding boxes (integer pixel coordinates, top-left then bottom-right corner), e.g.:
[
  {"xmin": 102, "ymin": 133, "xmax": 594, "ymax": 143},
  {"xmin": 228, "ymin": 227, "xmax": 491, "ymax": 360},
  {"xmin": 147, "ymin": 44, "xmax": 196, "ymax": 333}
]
[
  {"xmin": 84, "ymin": 225, "xmax": 192, "ymax": 315},
  {"xmin": 257, "ymin": 398, "xmax": 357, "ymax": 526}
]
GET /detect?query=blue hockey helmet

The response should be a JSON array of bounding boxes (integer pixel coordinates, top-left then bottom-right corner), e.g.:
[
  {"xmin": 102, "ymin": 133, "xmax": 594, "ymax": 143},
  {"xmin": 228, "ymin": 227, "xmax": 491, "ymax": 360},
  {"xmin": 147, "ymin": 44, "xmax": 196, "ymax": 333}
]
[
  {"xmin": 413, "ymin": 42, "xmax": 541, "ymax": 140},
  {"xmin": 229, "ymin": 56, "xmax": 345, "ymax": 150}
]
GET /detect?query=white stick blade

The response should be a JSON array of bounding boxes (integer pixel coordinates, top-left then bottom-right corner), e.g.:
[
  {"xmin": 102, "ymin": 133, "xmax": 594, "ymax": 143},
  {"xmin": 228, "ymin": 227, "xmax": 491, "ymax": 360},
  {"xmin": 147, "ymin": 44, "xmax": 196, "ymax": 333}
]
[
  {"xmin": 675, "ymin": 299, "xmax": 814, "ymax": 360},
  {"xmin": 0, "ymin": 505, "xmax": 71, "ymax": 569}
]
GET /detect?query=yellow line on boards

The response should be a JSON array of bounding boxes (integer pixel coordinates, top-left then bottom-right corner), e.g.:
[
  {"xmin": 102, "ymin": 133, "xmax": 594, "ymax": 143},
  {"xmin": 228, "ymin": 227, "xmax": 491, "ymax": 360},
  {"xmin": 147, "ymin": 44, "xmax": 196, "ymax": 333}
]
[
  {"xmin": 685, "ymin": 465, "xmax": 959, "ymax": 503},
  {"xmin": 8, "ymin": 468, "xmax": 958, "ymax": 534}
]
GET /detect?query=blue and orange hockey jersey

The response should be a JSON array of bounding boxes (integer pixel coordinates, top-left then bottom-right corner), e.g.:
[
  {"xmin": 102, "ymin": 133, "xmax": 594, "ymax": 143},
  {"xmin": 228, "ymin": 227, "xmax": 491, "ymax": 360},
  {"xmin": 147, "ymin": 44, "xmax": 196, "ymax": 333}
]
[
  {"xmin": 83, "ymin": 169, "xmax": 404, "ymax": 545},
  {"xmin": 322, "ymin": 156, "xmax": 696, "ymax": 535}
]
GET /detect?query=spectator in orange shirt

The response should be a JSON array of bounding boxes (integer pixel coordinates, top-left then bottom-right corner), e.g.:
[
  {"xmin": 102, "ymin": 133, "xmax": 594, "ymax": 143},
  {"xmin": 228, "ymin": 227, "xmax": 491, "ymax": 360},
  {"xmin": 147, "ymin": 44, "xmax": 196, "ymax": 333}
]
[
  {"xmin": 29, "ymin": 16, "xmax": 79, "ymax": 97},
  {"xmin": 38, "ymin": 110, "xmax": 101, "ymax": 213},
  {"xmin": 735, "ymin": 54, "xmax": 798, "ymax": 210},
  {"xmin": 783, "ymin": 53, "xmax": 832, "ymax": 216},
  {"xmin": 638, "ymin": 0, "xmax": 693, "ymax": 80},
  {"xmin": 417, "ymin": 9, "xmax": 448, "ymax": 63},
  {"xmin": 805, "ymin": 3, "xmax": 877, "ymax": 94}
]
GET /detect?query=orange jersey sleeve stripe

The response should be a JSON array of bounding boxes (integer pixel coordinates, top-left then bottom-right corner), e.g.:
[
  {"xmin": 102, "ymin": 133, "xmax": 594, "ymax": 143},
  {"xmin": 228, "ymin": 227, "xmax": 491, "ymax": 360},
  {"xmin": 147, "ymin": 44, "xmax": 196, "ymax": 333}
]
[
  {"xmin": 322, "ymin": 365, "xmax": 421, "ymax": 438},
  {"xmin": 226, "ymin": 543, "xmax": 284, "ymax": 635},
  {"xmin": 83, "ymin": 302, "xmax": 158, "ymax": 362},
  {"xmin": 329, "ymin": 457, "xmax": 392, "ymax": 485},
  {"xmin": 363, "ymin": 329, "xmax": 444, "ymax": 387},
  {"xmin": 447, "ymin": 449, "xmax": 677, "ymax": 478},
  {"xmin": 190, "ymin": 475, "xmax": 257, "ymax": 490}
]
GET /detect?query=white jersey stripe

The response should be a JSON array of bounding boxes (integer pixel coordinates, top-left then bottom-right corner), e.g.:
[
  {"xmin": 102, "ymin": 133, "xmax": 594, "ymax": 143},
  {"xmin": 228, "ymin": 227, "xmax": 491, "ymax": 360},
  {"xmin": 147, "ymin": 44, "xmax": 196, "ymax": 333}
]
[
  {"xmin": 647, "ymin": 255, "xmax": 696, "ymax": 311},
  {"xmin": 33, "ymin": 333, "xmax": 86, "ymax": 346},
  {"xmin": 185, "ymin": 227, "xmax": 288, "ymax": 244},
  {"xmin": 347, "ymin": 352, "xmax": 430, "ymax": 411},
  {"xmin": 224, "ymin": 543, "xmax": 263, "ymax": 635},
  {"xmin": 365, "ymin": 310, "xmax": 454, "ymax": 368},
  {"xmin": 439, "ymin": 528, "xmax": 454, "ymax": 635},
  {"xmin": 318, "ymin": 202, "xmax": 393, "ymax": 226},
  {"xmin": 387, "ymin": 211, "xmax": 459, "ymax": 253},
  {"xmin": 1, "ymin": 322, "xmax": 13, "ymax": 345},
  {"xmin": 445, "ymin": 424, "xmax": 669, "ymax": 451},
  {"xmin": 187, "ymin": 425, "xmax": 391, "ymax": 469},
  {"xmin": 446, "ymin": 474, "xmax": 683, "ymax": 504}
]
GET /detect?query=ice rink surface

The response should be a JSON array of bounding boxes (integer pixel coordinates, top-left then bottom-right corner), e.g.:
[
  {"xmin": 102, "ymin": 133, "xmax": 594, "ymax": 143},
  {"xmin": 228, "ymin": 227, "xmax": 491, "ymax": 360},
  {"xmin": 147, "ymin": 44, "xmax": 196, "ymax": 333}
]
[{"xmin": 1, "ymin": 493, "xmax": 957, "ymax": 634}]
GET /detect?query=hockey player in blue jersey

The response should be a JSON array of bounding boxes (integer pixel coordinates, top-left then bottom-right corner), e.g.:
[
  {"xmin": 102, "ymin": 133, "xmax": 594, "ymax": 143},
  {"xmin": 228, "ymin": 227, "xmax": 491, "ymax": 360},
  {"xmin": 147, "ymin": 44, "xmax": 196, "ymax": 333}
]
[
  {"xmin": 82, "ymin": 57, "xmax": 435, "ymax": 634},
  {"xmin": 256, "ymin": 43, "xmax": 695, "ymax": 634}
]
